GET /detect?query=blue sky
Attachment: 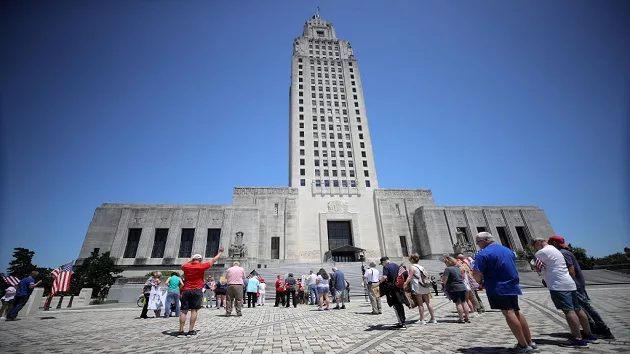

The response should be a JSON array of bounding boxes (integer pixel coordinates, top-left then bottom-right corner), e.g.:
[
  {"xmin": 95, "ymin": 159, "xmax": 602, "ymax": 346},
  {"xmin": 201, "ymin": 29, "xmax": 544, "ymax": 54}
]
[{"xmin": 1, "ymin": 1, "xmax": 629, "ymax": 270}]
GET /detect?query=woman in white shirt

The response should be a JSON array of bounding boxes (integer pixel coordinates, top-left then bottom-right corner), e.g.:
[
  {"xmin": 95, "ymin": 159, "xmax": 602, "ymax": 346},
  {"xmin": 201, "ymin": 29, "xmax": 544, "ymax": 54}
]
[{"xmin": 403, "ymin": 253, "xmax": 437, "ymax": 324}]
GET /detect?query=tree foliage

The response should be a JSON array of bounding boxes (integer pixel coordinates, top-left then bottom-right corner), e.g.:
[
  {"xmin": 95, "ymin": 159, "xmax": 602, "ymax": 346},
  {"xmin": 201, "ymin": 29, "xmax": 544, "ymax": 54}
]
[
  {"xmin": 567, "ymin": 244, "xmax": 595, "ymax": 270},
  {"xmin": 7, "ymin": 247, "xmax": 36, "ymax": 277},
  {"xmin": 592, "ymin": 252, "xmax": 628, "ymax": 266},
  {"xmin": 70, "ymin": 250, "xmax": 123, "ymax": 298}
]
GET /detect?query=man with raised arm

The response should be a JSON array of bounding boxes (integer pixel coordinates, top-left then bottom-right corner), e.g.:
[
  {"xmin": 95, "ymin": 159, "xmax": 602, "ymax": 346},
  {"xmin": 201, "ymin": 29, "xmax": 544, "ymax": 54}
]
[{"xmin": 179, "ymin": 247, "xmax": 224, "ymax": 336}]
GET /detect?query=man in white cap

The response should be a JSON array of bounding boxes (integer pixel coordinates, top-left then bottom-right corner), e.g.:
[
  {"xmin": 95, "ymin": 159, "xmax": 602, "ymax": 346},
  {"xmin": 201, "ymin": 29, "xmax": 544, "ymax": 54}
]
[{"xmin": 179, "ymin": 247, "xmax": 224, "ymax": 336}]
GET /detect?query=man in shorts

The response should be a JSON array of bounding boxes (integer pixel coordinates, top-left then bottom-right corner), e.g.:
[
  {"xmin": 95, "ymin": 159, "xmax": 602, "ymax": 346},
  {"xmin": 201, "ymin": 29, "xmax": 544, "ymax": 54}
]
[
  {"xmin": 179, "ymin": 247, "xmax": 224, "ymax": 335},
  {"xmin": 472, "ymin": 232, "xmax": 537, "ymax": 353},
  {"xmin": 532, "ymin": 238, "xmax": 598, "ymax": 348}
]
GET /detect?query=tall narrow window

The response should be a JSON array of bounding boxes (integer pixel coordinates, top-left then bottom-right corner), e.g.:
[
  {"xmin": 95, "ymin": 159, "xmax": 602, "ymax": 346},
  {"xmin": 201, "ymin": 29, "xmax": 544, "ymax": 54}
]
[
  {"xmin": 271, "ymin": 237, "xmax": 280, "ymax": 259},
  {"xmin": 515, "ymin": 226, "xmax": 529, "ymax": 249},
  {"xmin": 399, "ymin": 236, "xmax": 409, "ymax": 257},
  {"xmin": 205, "ymin": 229, "xmax": 221, "ymax": 257},
  {"xmin": 151, "ymin": 228, "xmax": 169, "ymax": 258},
  {"xmin": 476, "ymin": 226, "xmax": 487, "ymax": 233},
  {"xmin": 274, "ymin": 203, "xmax": 279, "ymax": 215},
  {"xmin": 178, "ymin": 228, "xmax": 195, "ymax": 258},
  {"xmin": 123, "ymin": 228, "xmax": 142, "ymax": 258},
  {"xmin": 496, "ymin": 226, "xmax": 511, "ymax": 249}
]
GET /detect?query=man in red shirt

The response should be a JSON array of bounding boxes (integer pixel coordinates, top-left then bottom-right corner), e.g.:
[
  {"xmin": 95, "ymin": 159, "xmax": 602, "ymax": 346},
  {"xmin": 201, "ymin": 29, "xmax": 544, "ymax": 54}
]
[
  {"xmin": 274, "ymin": 274, "xmax": 286, "ymax": 307},
  {"xmin": 179, "ymin": 247, "xmax": 224, "ymax": 335}
]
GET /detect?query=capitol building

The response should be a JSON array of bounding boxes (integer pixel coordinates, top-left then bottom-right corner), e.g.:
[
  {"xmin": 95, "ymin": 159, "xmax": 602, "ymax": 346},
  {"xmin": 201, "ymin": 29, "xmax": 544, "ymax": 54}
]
[{"xmin": 77, "ymin": 13, "xmax": 554, "ymax": 275}]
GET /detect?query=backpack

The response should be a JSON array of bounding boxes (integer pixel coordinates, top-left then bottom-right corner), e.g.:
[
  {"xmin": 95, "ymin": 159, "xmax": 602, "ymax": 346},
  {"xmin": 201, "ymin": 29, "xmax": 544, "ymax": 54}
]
[
  {"xmin": 395, "ymin": 265, "xmax": 407, "ymax": 289},
  {"xmin": 417, "ymin": 266, "xmax": 431, "ymax": 287}
]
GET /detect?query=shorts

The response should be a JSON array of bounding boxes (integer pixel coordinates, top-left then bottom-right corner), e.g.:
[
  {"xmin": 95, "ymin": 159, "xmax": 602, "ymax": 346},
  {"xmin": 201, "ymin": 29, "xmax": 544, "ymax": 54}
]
[
  {"xmin": 215, "ymin": 288, "xmax": 226, "ymax": 296},
  {"xmin": 317, "ymin": 286, "xmax": 329, "ymax": 294},
  {"xmin": 488, "ymin": 295, "xmax": 520, "ymax": 311},
  {"xmin": 180, "ymin": 289, "xmax": 203, "ymax": 311},
  {"xmin": 335, "ymin": 289, "xmax": 345, "ymax": 299},
  {"xmin": 550, "ymin": 290, "xmax": 581, "ymax": 311},
  {"xmin": 450, "ymin": 290, "xmax": 467, "ymax": 304}
]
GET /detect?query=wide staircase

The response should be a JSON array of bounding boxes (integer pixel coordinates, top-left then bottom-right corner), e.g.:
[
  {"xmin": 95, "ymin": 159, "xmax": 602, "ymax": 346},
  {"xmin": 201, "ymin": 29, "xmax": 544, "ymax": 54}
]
[{"xmin": 249, "ymin": 258, "xmax": 446, "ymax": 302}]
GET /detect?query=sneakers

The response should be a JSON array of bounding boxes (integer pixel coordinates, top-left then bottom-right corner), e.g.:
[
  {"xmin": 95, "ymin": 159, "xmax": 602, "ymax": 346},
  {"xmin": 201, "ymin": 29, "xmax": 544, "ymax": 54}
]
[
  {"xmin": 596, "ymin": 331, "xmax": 615, "ymax": 340},
  {"xmin": 583, "ymin": 335, "xmax": 599, "ymax": 344},
  {"xmin": 560, "ymin": 337, "xmax": 589, "ymax": 348},
  {"xmin": 427, "ymin": 319, "xmax": 438, "ymax": 324},
  {"xmin": 340, "ymin": 305, "xmax": 346, "ymax": 309},
  {"xmin": 394, "ymin": 323, "xmax": 407, "ymax": 330},
  {"xmin": 510, "ymin": 344, "xmax": 535, "ymax": 353},
  {"xmin": 513, "ymin": 343, "xmax": 539, "ymax": 353},
  {"xmin": 418, "ymin": 320, "xmax": 427, "ymax": 325}
]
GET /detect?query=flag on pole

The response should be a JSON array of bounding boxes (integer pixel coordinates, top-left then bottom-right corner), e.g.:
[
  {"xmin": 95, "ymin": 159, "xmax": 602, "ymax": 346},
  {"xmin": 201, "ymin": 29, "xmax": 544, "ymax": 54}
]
[
  {"xmin": 1, "ymin": 274, "xmax": 20, "ymax": 287},
  {"xmin": 534, "ymin": 258, "xmax": 545, "ymax": 274},
  {"xmin": 51, "ymin": 261, "xmax": 74, "ymax": 296},
  {"xmin": 247, "ymin": 270, "xmax": 260, "ymax": 279}
]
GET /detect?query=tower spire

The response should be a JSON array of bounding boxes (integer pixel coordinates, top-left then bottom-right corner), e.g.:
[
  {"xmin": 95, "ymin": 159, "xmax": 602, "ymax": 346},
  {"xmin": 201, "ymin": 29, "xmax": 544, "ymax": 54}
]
[{"xmin": 315, "ymin": 6, "xmax": 320, "ymax": 19}]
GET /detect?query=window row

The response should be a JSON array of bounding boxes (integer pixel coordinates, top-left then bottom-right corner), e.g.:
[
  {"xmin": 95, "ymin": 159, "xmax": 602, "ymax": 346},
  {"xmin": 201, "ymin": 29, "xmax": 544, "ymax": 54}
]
[
  {"xmin": 312, "ymin": 179, "xmax": 370, "ymax": 188},
  {"xmin": 123, "ymin": 228, "xmax": 222, "ymax": 259}
]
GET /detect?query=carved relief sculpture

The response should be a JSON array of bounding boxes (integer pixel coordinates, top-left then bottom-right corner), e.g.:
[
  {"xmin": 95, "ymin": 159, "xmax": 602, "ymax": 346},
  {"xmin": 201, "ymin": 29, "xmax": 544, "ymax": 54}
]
[
  {"xmin": 228, "ymin": 231, "xmax": 247, "ymax": 258},
  {"xmin": 327, "ymin": 201, "xmax": 349, "ymax": 213}
]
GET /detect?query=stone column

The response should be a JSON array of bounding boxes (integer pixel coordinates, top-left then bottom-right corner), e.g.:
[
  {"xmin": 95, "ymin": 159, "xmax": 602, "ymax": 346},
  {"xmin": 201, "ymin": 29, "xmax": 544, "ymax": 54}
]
[
  {"xmin": 192, "ymin": 209, "xmax": 208, "ymax": 256},
  {"xmin": 284, "ymin": 198, "xmax": 299, "ymax": 260},
  {"xmin": 138, "ymin": 209, "xmax": 157, "ymax": 258},
  {"xmin": 501, "ymin": 210, "xmax": 521, "ymax": 251},
  {"xmin": 109, "ymin": 209, "xmax": 132, "ymax": 259},
  {"xmin": 164, "ymin": 209, "xmax": 183, "ymax": 259}
]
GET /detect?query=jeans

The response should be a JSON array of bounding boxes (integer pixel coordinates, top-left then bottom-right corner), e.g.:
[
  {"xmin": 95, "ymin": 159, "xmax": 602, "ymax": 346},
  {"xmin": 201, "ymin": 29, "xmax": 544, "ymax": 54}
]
[
  {"xmin": 308, "ymin": 284, "xmax": 318, "ymax": 305},
  {"xmin": 164, "ymin": 290, "xmax": 180, "ymax": 317},
  {"xmin": 7, "ymin": 295, "xmax": 29, "ymax": 319},
  {"xmin": 274, "ymin": 292, "xmax": 286, "ymax": 306},
  {"xmin": 576, "ymin": 288, "xmax": 610, "ymax": 333},
  {"xmin": 204, "ymin": 289, "xmax": 214, "ymax": 307},
  {"xmin": 285, "ymin": 290, "xmax": 297, "ymax": 307},
  {"xmin": 139, "ymin": 293, "xmax": 150, "ymax": 318},
  {"xmin": 247, "ymin": 292, "xmax": 258, "ymax": 308}
]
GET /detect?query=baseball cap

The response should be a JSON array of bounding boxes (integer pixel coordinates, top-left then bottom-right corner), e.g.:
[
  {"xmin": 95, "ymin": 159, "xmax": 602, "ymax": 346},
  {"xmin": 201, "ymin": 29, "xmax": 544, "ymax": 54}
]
[
  {"xmin": 379, "ymin": 256, "xmax": 389, "ymax": 264},
  {"xmin": 192, "ymin": 254, "xmax": 203, "ymax": 260},
  {"xmin": 548, "ymin": 236, "xmax": 568, "ymax": 249}
]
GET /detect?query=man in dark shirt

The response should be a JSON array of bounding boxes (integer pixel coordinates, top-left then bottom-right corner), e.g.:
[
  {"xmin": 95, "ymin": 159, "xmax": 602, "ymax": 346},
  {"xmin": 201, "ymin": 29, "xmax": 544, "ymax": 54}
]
[
  {"xmin": 548, "ymin": 236, "xmax": 614, "ymax": 339},
  {"xmin": 379, "ymin": 256, "xmax": 407, "ymax": 329}
]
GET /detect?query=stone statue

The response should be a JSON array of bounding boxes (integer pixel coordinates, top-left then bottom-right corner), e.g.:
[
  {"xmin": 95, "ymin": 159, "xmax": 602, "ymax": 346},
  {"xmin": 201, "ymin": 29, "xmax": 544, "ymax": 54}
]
[
  {"xmin": 453, "ymin": 231, "xmax": 476, "ymax": 255},
  {"xmin": 229, "ymin": 231, "xmax": 247, "ymax": 258}
]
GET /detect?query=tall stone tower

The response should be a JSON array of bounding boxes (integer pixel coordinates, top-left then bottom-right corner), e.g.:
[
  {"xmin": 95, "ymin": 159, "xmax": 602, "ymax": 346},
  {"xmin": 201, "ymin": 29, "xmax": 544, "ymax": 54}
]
[{"xmin": 288, "ymin": 12, "xmax": 383, "ymax": 262}]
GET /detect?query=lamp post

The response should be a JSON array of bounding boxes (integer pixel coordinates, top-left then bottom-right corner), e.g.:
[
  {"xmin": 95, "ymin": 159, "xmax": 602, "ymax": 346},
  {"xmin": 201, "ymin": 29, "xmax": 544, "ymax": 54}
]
[{"xmin": 359, "ymin": 250, "xmax": 367, "ymax": 302}]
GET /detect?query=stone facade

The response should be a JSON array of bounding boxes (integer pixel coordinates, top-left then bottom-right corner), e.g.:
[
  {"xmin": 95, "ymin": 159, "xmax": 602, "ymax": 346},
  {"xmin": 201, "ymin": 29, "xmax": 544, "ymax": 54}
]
[{"xmin": 76, "ymin": 14, "xmax": 555, "ymax": 275}]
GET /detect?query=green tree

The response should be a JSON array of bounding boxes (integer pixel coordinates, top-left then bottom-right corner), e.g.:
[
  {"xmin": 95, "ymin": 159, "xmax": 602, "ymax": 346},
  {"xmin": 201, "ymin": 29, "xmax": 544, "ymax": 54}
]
[
  {"xmin": 567, "ymin": 244, "xmax": 595, "ymax": 270},
  {"xmin": 71, "ymin": 250, "xmax": 123, "ymax": 298},
  {"xmin": 592, "ymin": 252, "xmax": 628, "ymax": 266},
  {"xmin": 7, "ymin": 247, "xmax": 36, "ymax": 278}
]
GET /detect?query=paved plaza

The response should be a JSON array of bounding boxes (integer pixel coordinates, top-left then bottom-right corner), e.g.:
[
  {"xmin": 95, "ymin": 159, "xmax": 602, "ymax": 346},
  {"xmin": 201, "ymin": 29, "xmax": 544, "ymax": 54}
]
[{"xmin": 1, "ymin": 285, "xmax": 629, "ymax": 354}]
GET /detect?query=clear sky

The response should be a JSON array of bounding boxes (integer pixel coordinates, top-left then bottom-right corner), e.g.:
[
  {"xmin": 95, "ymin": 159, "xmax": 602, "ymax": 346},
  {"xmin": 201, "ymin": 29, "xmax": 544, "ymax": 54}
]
[{"xmin": 1, "ymin": 1, "xmax": 629, "ymax": 271}]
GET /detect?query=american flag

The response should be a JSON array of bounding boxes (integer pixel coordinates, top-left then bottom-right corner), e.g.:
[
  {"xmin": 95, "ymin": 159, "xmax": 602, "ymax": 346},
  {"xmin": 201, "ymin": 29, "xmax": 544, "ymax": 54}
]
[
  {"xmin": 51, "ymin": 261, "xmax": 74, "ymax": 296},
  {"xmin": 2, "ymin": 274, "xmax": 20, "ymax": 286},
  {"xmin": 247, "ymin": 270, "xmax": 259, "ymax": 279},
  {"xmin": 397, "ymin": 265, "xmax": 407, "ymax": 277},
  {"xmin": 535, "ymin": 258, "xmax": 545, "ymax": 273}
]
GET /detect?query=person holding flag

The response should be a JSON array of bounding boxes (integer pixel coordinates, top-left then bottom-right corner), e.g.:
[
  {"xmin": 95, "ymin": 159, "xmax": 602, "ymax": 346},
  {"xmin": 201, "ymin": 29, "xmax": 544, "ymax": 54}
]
[{"xmin": 6, "ymin": 271, "xmax": 41, "ymax": 321}]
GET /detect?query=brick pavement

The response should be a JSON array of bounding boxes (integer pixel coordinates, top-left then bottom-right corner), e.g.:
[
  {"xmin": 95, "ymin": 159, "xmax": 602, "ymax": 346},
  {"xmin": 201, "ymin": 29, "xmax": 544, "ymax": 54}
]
[{"xmin": 0, "ymin": 285, "xmax": 628, "ymax": 353}]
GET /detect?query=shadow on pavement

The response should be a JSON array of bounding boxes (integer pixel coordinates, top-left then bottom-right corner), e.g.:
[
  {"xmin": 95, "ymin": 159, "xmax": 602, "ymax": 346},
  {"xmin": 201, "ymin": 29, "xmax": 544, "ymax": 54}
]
[{"xmin": 364, "ymin": 324, "xmax": 401, "ymax": 331}]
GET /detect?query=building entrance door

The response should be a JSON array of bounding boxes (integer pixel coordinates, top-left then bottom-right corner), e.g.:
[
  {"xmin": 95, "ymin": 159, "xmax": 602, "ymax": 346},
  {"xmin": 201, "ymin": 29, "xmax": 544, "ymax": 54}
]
[{"xmin": 327, "ymin": 221, "xmax": 355, "ymax": 262}]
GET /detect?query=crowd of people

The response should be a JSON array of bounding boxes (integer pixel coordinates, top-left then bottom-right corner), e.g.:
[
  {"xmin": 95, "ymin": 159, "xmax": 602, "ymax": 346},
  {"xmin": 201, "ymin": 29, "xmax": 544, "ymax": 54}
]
[{"xmin": 68, "ymin": 230, "xmax": 613, "ymax": 352}]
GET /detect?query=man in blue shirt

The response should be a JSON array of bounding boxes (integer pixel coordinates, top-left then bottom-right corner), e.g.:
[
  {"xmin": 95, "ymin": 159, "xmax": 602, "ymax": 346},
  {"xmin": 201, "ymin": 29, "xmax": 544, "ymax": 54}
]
[
  {"xmin": 472, "ymin": 232, "xmax": 537, "ymax": 353},
  {"xmin": 6, "ymin": 271, "xmax": 42, "ymax": 321},
  {"xmin": 332, "ymin": 267, "xmax": 346, "ymax": 309}
]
